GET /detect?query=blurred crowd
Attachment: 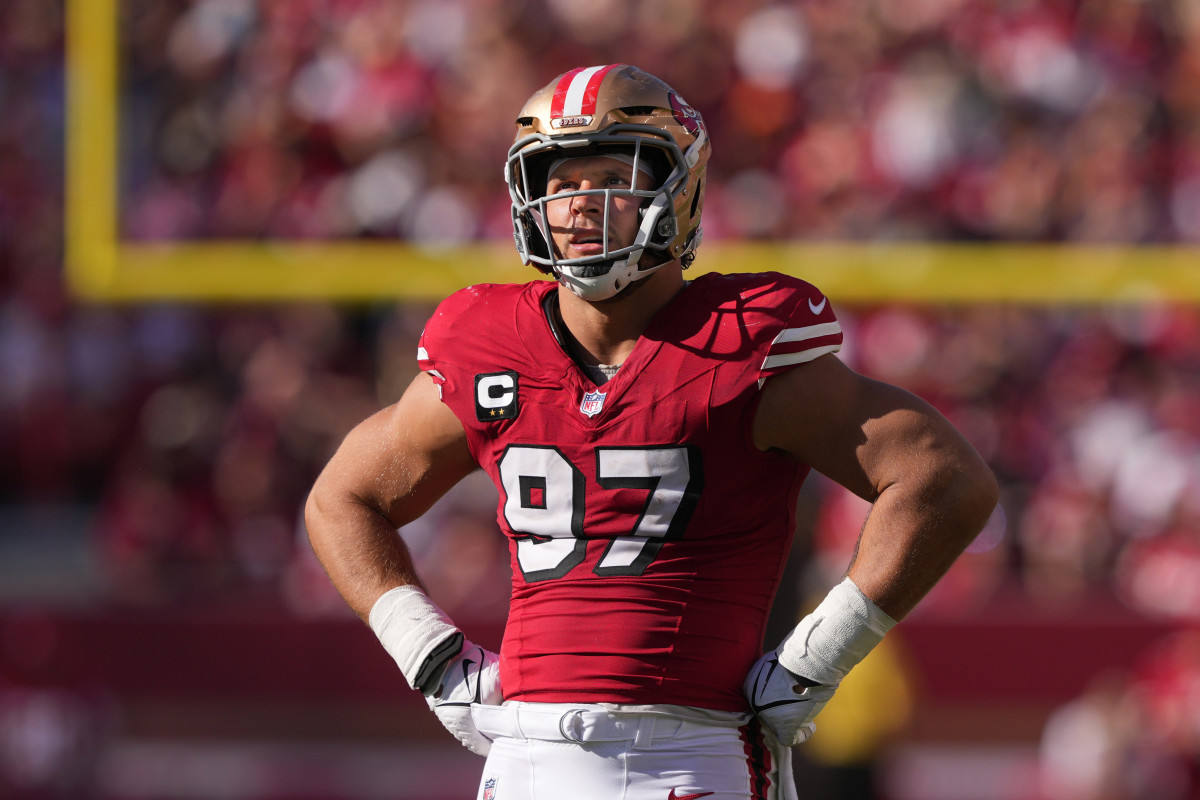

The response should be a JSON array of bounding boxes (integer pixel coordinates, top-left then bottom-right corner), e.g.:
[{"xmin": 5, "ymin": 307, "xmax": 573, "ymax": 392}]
[
  {"xmin": 2, "ymin": 0, "xmax": 1200, "ymax": 798},
  {"xmin": 115, "ymin": 0, "xmax": 1200, "ymax": 244},
  {"xmin": 2, "ymin": 0, "xmax": 1199, "ymax": 620},
  {"xmin": 1036, "ymin": 629, "xmax": 1200, "ymax": 800}
]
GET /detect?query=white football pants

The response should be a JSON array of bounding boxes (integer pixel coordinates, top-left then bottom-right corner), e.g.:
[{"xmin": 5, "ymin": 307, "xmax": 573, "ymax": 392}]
[{"xmin": 471, "ymin": 702, "xmax": 798, "ymax": 800}]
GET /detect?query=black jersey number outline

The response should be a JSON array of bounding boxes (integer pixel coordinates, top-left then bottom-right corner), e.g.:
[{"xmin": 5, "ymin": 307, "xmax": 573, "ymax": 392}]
[{"xmin": 498, "ymin": 444, "xmax": 704, "ymax": 582}]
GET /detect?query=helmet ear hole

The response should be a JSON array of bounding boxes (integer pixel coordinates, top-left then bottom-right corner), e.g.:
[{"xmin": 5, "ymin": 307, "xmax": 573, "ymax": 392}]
[{"xmin": 689, "ymin": 178, "xmax": 703, "ymax": 218}]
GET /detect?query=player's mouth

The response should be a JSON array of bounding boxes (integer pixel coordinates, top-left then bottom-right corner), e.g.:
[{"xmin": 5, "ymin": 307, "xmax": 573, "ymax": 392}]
[{"xmin": 567, "ymin": 230, "xmax": 607, "ymax": 255}]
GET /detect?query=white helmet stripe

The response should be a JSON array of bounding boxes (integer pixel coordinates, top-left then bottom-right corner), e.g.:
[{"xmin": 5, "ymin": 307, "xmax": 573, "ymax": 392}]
[{"xmin": 561, "ymin": 65, "xmax": 609, "ymax": 116}]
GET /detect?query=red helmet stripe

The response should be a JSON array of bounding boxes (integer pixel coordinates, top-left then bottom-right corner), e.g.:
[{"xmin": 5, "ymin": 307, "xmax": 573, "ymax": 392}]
[
  {"xmin": 579, "ymin": 64, "xmax": 618, "ymax": 114},
  {"xmin": 550, "ymin": 64, "xmax": 619, "ymax": 120}
]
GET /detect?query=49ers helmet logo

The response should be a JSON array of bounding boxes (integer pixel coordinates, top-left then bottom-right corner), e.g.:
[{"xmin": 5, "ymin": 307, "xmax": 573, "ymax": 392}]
[{"xmin": 669, "ymin": 93, "xmax": 705, "ymax": 137}]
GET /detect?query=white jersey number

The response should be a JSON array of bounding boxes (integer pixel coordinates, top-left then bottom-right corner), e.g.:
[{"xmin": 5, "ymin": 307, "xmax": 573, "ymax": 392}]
[{"xmin": 498, "ymin": 444, "xmax": 703, "ymax": 582}]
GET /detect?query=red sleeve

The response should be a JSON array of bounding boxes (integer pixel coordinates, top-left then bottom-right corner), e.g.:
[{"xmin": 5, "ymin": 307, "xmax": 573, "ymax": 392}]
[
  {"xmin": 416, "ymin": 284, "xmax": 504, "ymax": 394},
  {"xmin": 756, "ymin": 279, "xmax": 842, "ymax": 384},
  {"xmin": 415, "ymin": 282, "xmax": 536, "ymax": 431}
]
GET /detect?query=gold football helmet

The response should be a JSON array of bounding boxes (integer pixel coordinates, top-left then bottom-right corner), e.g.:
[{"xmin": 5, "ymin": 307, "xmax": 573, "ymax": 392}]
[{"xmin": 505, "ymin": 64, "xmax": 711, "ymax": 301}]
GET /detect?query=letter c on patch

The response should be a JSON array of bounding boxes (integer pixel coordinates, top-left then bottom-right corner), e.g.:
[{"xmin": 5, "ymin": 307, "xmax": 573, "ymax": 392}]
[
  {"xmin": 474, "ymin": 370, "xmax": 520, "ymax": 421},
  {"xmin": 477, "ymin": 373, "xmax": 514, "ymax": 408}
]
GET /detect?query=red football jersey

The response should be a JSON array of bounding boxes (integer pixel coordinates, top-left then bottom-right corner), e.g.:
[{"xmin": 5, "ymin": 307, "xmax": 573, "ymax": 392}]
[{"xmin": 417, "ymin": 272, "xmax": 843, "ymax": 711}]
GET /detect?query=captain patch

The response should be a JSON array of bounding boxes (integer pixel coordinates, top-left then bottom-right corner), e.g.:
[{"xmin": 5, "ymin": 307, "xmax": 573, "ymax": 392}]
[{"xmin": 475, "ymin": 371, "xmax": 519, "ymax": 421}]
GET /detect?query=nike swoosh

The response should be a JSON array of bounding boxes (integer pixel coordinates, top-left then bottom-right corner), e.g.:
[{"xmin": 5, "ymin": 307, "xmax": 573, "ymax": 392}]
[
  {"xmin": 752, "ymin": 697, "xmax": 812, "ymax": 712},
  {"xmin": 460, "ymin": 658, "xmax": 480, "ymax": 702},
  {"xmin": 808, "ymin": 296, "xmax": 827, "ymax": 315},
  {"xmin": 668, "ymin": 791, "xmax": 714, "ymax": 800}
]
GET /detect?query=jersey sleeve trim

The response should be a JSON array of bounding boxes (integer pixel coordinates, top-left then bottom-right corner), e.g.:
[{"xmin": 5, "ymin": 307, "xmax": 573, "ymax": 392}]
[
  {"xmin": 758, "ymin": 319, "xmax": 843, "ymax": 382},
  {"xmin": 762, "ymin": 342, "xmax": 841, "ymax": 371},
  {"xmin": 416, "ymin": 345, "xmax": 446, "ymax": 384},
  {"xmin": 769, "ymin": 321, "xmax": 842, "ymax": 346}
]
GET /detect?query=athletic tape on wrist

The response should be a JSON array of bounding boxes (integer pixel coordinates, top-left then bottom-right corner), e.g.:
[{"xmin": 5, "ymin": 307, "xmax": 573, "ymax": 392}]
[
  {"xmin": 368, "ymin": 585, "xmax": 464, "ymax": 694},
  {"xmin": 776, "ymin": 577, "xmax": 897, "ymax": 686}
]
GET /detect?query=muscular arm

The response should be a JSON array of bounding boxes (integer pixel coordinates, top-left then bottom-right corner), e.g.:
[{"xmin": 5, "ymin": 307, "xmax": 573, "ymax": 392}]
[
  {"xmin": 753, "ymin": 354, "xmax": 998, "ymax": 621},
  {"xmin": 304, "ymin": 372, "xmax": 478, "ymax": 622}
]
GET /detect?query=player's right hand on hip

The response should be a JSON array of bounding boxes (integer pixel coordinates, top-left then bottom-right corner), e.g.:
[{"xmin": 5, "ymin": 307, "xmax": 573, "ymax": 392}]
[
  {"xmin": 424, "ymin": 640, "xmax": 502, "ymax": 755},
  {"xmin": 743, "ymin": 650, "xmax": 837, "ymax": 746}
]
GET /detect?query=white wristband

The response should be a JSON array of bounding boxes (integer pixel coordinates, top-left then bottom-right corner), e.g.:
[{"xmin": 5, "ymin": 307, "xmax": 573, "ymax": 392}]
[
  {"xmin": 368, "ymin": 585, "xmax": 464, "ymax": 694},
  {"xmin": 776, "ymin": 577, "xmax": 897, "ymax": 686}
]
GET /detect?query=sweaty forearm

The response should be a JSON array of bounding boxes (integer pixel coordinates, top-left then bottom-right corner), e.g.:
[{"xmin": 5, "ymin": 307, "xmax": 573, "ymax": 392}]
[
  {"xmin": 846, "ymin": 460, "xmax": 997, "ymax": 621},
  {"xmin": 307, "ymin": 487, "xmax": 502, "ymax": 741},
  {"xmin": 304, "ymin": 382, "xmax": 476, "ymax": 622},
  {"xmin": 305, "ymin": 487, "xmax": 467, "ymax": 689},
  {"xmin": 749, "ymin": 471, "xmax": 992, "ymax": 747},
  {"xmin": 304, "ymin": 485, "xmax": 425, "ymax": 623}
]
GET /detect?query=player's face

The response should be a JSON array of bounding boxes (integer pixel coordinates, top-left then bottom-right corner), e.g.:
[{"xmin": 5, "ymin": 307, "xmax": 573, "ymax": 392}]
[{"xmin": 544, "ymin": 157, "xmax": 646, "ymax": 262}]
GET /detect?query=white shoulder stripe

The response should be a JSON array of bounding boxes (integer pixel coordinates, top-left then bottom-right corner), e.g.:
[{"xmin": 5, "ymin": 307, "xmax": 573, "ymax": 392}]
[
  {"xmin": 761, "ymin": 343, "xmax": 842, "ymax": 372},
  {"xmin": 563, "ymin": 65, "xmax": 606, "ymax": 116},
  {"xmin": 417, "ymin": 346, "xmax": 429, "ymax": 361},
  {"xmin": 770, "ymin": 321, "xmax": 842, "ymax": 346}
]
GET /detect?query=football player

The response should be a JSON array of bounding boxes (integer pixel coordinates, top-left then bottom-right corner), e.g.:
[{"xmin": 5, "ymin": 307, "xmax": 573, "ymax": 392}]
[{"xmin": 305, "ymin": 64, "xmax": 998, "ymax": 800}]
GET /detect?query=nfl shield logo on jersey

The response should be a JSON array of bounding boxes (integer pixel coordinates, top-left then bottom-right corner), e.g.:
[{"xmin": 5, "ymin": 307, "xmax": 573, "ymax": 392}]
[
  {"xmin": 483, "ymin": 778, "xmax": 497, "ymax": 800},
  {"xmin": 579, "ymin": 390, "xmax": 607, "ymax": 417}
]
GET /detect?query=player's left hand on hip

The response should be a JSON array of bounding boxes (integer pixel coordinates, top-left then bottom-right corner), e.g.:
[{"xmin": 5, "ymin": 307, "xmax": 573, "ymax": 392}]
[
  {"xmin": 424, "ymin": 639, "xmax": 502, "ymax": 755},
  {"xmin": 743, "ymin": 650, "xmax": 837, "ymax": 746}
]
